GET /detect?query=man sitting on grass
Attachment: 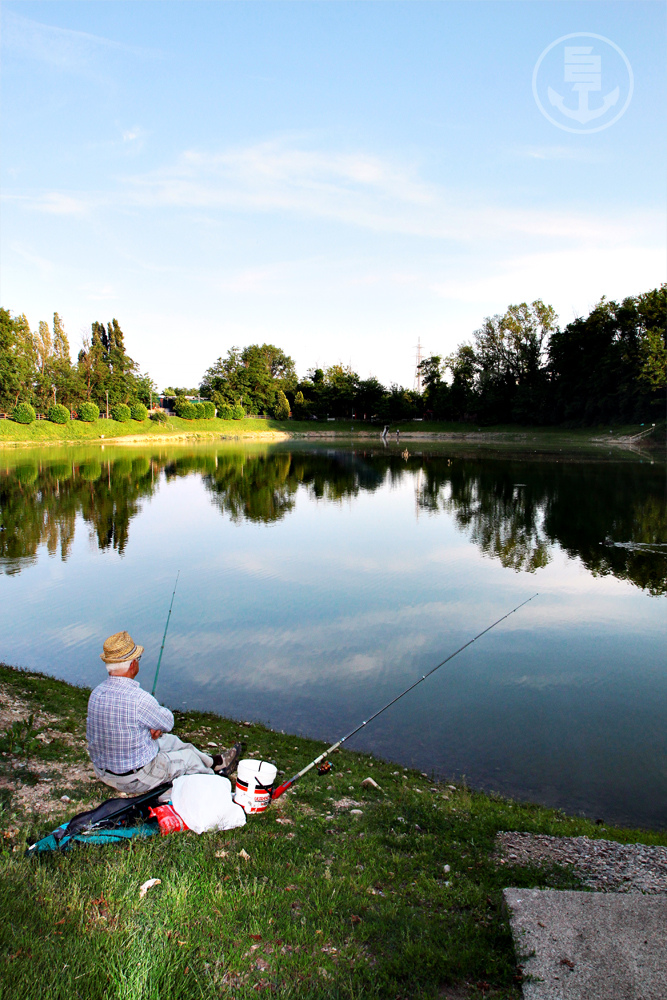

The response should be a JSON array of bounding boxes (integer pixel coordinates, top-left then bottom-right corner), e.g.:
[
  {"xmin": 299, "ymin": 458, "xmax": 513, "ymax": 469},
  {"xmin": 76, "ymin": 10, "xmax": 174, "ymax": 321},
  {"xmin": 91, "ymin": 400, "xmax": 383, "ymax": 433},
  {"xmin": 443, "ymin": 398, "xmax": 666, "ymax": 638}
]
[{"xmin": 87, "ymin": 631, "xmax": 241, "ymax": 796}]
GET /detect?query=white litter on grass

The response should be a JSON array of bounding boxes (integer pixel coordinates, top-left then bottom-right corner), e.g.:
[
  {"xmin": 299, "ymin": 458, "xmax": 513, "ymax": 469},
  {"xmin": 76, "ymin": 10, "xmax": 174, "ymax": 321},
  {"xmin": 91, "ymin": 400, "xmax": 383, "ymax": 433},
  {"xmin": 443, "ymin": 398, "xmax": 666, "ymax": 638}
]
[
  {"xmin": 215, "ymin": 850, "xmax": 229, "ymax": 859},
  {"xmin": 361, "ymin": 777, "xmax": 380, "ymax": 790},
  {"xmin": 139, "ymin": 879, "xmax": 161, "ymax": 899},
  {"xmin": 238, "ymin": 849, "xmax": 251, "ymax": 862}
]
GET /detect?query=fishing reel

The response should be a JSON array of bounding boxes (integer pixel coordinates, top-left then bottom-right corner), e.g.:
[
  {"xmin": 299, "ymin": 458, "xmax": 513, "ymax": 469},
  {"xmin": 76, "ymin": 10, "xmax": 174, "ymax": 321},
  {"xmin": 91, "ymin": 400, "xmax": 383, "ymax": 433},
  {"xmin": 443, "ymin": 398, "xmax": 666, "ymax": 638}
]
[{"xmin": 317, "ymin": 760, "xmax": 334, "ymax": 776}]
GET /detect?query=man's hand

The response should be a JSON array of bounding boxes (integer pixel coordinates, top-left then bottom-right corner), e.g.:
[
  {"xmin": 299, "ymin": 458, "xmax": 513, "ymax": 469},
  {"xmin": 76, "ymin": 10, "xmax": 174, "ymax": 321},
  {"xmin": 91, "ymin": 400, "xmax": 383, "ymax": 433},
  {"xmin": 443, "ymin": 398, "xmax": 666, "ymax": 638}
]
[{"xmin": 150, "ymin": 729, "xmax": 163, "ymax": 740}]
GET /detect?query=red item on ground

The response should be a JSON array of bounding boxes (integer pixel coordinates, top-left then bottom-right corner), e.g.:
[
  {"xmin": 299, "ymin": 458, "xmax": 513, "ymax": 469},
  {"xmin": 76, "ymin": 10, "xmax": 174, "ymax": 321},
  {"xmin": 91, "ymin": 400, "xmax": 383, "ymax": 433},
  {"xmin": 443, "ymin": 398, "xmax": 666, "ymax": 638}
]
[{"xmin": 148, "ymin": 803, "xmax": 189, "ymax": 835}]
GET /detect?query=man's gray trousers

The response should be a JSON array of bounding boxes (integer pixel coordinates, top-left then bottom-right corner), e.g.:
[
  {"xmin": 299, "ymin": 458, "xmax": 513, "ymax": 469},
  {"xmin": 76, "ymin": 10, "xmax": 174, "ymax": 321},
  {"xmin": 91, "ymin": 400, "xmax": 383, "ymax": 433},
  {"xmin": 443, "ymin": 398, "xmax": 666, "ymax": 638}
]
[{"xmin": 93, "ymin": 734, "xmax": 214, "ymax": 795}]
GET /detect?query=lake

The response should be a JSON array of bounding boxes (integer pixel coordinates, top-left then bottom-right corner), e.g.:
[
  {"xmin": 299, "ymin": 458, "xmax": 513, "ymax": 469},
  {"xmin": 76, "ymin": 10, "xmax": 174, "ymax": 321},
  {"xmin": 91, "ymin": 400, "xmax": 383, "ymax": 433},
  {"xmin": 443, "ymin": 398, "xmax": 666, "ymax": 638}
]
[{"xmin": 1, "ymin": 440, "xmax": 665, "ymax": 829}]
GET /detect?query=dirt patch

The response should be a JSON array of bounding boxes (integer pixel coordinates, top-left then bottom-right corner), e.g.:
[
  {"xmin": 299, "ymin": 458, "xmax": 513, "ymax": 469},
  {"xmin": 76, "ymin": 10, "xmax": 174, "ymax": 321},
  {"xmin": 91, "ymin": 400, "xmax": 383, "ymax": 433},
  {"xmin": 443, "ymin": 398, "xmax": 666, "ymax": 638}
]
[
  {"xmin": 0, "ymin": 684, "xmax": 62, "ymax": 733},
  {"xmin": 0, "ymin": 682, "xmax": 103, "ymax": 821}
]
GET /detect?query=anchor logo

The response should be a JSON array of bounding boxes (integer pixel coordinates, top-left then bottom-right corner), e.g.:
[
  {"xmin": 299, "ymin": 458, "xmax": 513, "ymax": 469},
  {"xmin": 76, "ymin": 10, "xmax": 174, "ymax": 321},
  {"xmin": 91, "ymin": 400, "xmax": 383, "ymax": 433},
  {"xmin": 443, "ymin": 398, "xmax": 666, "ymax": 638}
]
[
  {"xmin": 533, "ymin": 34, "xmax": 633, "ymax": 134},
  {"xmin": 548, "ymin": 47, "xmax": 619, "ymax": 124}
]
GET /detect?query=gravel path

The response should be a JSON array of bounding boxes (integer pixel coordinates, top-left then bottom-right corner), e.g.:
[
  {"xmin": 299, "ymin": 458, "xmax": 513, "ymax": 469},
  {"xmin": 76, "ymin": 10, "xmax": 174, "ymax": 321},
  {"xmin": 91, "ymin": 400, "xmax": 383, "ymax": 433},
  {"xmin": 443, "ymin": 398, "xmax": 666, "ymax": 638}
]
[{"xmin": 497, "ymin": 832, "xmax": 667, "ymax": 894}]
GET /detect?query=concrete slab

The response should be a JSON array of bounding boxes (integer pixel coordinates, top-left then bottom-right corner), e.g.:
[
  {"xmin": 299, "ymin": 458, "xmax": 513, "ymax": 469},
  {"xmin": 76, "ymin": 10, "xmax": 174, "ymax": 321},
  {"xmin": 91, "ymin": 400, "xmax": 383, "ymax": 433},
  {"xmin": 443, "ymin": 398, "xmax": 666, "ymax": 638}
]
[{"xmin": 503, "ymin": 888, "xmax": 667, "ymax": 1000}]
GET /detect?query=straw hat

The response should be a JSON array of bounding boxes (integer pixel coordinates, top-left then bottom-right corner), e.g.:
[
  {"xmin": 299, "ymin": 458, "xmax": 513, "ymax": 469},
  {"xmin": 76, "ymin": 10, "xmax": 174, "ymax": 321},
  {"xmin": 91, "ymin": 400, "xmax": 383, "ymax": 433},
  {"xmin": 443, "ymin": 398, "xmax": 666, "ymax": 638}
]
[{"xmin": 100, "ymin": 631, "xmax": 144, "ymax": 664}]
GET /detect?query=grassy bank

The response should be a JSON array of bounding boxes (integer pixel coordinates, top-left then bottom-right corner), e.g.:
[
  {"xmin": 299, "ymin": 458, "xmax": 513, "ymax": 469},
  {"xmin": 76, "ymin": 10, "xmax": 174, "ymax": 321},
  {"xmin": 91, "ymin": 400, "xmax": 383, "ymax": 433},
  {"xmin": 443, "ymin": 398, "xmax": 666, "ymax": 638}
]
[
  {"xmin": 1, "ymin": 664, "xmax": 666, "ymax": 1000},
  {"xmin": 1, "ymin": 415, "xmax": 663, "ymax": 452},
  {"xmin": 0, "ymin": 415, "xmax": 291, "ymax": 446}
]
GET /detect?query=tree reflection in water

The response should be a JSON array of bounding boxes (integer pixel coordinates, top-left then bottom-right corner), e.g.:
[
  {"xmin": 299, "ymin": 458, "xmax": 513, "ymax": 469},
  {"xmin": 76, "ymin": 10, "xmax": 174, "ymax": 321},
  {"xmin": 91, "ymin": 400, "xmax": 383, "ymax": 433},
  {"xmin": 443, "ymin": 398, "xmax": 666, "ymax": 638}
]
[
  {"xmin": 1, "ymin": 448, "xmax": 664, "ymax": 594},
  {"xmin": 417, "ymin": 462, "xmax": 551, "ymax": 573},
  {"xmin": 0, "ymin": 455, "xmax": 155, "ymax": 575}
]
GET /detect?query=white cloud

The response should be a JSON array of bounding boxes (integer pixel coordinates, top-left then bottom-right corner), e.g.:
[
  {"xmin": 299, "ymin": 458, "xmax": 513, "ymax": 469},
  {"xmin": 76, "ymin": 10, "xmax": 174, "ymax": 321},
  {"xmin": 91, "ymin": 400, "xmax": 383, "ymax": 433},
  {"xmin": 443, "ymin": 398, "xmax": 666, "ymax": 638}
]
[
  {"xmin": 10, "ymin": 242, "xmax": 54, "ymax": 274},
  {"xmin": 5, "ymin": 137, "xmax": 662, "ymax": 258},
  {"xmin": 516, "ymin": 145, "xmax": 602, "ymax": 163},
  {"xmin": 1, "ymin": 10, "xmax": 163, "ymax": 77},
  {"xmin": 118, "ymin": 139, "xmax": 656, "ymax": 248},
  {"xmin": 5, "ymin": 192, "xmax": 90, "ymax": 216}
]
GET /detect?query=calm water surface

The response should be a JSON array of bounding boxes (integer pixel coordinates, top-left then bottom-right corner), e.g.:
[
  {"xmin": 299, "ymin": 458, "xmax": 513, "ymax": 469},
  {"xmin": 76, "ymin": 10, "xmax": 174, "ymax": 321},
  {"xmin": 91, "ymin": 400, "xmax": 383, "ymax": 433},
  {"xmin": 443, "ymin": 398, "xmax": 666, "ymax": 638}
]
[{"xmin": 1, "ymin": 442, "xmax": 665, "ymax": 828}]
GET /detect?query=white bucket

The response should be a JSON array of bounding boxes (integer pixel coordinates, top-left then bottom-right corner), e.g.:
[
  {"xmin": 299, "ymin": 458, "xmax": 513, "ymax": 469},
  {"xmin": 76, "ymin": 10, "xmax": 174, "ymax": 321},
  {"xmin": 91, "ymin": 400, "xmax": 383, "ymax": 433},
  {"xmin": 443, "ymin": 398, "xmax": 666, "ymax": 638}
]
[{"xmin": 233, "ymin": 759, "xmax": 277, "ymax": 814}]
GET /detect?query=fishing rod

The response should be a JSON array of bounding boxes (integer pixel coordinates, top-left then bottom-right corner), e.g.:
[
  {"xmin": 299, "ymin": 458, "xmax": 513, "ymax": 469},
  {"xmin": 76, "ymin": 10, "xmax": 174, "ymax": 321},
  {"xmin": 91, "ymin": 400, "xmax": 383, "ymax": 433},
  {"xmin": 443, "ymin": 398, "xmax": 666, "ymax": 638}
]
[
  {"xmin": 271, "ymin": 593, "xmax": 539, "ymax": 801},
  {"xmin": 151, "ymin": 571, "xmax": 180, "ymax": 696}
]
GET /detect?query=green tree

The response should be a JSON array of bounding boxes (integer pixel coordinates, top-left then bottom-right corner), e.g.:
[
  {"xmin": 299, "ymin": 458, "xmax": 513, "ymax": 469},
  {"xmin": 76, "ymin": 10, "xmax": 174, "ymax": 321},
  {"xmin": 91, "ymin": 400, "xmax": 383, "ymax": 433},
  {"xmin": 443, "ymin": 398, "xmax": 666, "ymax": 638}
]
[
  {"xmin": 0, "ymin": 310, "xmax": 26, "ymax": 410},
  {"xmin": 446, "ymin": 344, "xmax": 477, "ymax": 421},
  {"xmin": 355, "ymin": 376, "xmax": 386, "ymax": 420},
  {"xmin": 273, "ymin": 389, "xmax": 290, "ymax": 420},
  {"xmin": 417, "ymin": 355, "xmax": 449, "ymax": 419},
  {"xmin": 548, "ymin": 286, "xmax": 666, "ymax": 424},
  {"xmin": 34, "ymin": 320, "xmax": 52, "ymax": 376},
  {"xmin": 201, "ymin": 344, "xmax": 296, "ymax": 414},
  {"xmin": 473, "ymin": 300, "xmax": 558, "ymax": 423},
  {"xmin": 77, "ymin": 319, "xmax": 143, "ymax": 411},
  {"xmin": 320, "ymin": 364, "xmax": 359, "ymax": 418}
]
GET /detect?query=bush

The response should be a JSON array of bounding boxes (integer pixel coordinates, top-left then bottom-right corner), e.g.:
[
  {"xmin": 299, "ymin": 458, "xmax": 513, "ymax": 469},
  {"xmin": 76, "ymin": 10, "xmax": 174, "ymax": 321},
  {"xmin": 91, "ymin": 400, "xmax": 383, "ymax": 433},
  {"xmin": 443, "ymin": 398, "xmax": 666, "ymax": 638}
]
[
  {"xmin": 47, "ymin": 403, "xmax": 70, "ymax": 424},
  {"xmin": 217, "ymin": 404, "xmax": 234, "ymax": 420},
  {"xmin": 78, "ymin": 401, "xmax": 99, "ymax": 422},
  {"xmin": 150, "ymin": 410, "xmax": 168, "ymax": 423},
  {"xmin": 202, "ymin": 400, "xmax": 216, "ymax": 419},
  {"xmin": 130, "ymin": 403, "xmax": 148, "ymax": 421},
  {"xmin": 273, "ymin": 390, "xmax": 290, "ymax": 420},
  {"xmin": 192, "ymin": 402, "xmax": 206, "ymax": 419},
  {"xmin": 111, "ymin": 403, "xmax": 131, "ymax": 423},
  {"xmin": 173, "ymin": 395, "xmax": 197, "ymax": 419},
  {"xmin": 12, "ymin": 402, "xmax": 36, "ymax": 424},
  {"xmin": 175, "ymin": 402, "xmax": 197, "ymax": 420}
]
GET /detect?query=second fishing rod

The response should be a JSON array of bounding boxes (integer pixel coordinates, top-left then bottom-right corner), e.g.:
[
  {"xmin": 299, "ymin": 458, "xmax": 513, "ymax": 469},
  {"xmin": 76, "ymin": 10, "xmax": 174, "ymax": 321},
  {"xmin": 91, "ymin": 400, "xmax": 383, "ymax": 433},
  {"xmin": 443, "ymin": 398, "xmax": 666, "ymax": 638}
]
[{"xmin": 151, "ymin": 571, "xmax": 180, "ymax": 697}]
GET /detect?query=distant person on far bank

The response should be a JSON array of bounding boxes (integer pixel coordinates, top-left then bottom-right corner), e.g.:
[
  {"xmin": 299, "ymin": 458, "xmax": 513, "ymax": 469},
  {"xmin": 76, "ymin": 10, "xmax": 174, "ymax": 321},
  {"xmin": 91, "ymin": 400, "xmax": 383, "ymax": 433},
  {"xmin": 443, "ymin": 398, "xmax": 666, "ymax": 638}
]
[{"xmin": 87, "ymin": 631, "xmax": 241, "ymax": 795}]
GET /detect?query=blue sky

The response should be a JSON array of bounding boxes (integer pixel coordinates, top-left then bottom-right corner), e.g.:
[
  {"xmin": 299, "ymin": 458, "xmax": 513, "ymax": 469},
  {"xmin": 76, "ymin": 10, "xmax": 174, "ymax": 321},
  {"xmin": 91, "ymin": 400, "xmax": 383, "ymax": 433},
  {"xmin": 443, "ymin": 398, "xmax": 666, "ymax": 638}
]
[{"xmin": 1, "ymin": 1, "xmax": 665, "ymax": 390}]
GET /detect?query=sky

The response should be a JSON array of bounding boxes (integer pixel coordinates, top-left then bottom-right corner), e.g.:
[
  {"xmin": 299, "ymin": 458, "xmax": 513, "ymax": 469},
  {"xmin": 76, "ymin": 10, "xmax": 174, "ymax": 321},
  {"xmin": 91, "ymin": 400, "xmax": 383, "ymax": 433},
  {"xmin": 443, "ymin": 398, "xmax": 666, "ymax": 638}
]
[{"xmin": 1, "ymin": 0, "xmax": 665, "ymax": 391}]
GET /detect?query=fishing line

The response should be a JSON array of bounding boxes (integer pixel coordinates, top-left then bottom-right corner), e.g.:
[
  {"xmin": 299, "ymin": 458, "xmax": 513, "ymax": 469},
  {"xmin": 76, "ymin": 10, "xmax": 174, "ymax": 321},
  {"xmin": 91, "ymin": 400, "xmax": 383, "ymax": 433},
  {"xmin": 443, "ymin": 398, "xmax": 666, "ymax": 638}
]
[
  {"xmin": 151, "ymin": 571, "xmax": 180, "ymax": 696},
  {"xmin": 272, "ymin": 593, "xmax": 539, "ymax": 800}
]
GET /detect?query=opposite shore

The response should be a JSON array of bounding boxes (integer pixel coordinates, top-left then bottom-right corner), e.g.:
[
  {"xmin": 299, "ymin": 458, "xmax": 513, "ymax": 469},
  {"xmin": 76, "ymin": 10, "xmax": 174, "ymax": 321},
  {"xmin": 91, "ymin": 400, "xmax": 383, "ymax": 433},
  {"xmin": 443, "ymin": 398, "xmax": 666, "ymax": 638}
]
[{"xmin": 1, "ymin": 414, "xmax": 664, "ymax": 454}]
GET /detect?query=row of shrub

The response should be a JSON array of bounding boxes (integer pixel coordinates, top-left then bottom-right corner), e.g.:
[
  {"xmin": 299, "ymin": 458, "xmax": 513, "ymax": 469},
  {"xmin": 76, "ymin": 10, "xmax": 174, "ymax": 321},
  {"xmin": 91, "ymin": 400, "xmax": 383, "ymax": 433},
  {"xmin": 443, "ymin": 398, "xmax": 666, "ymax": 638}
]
[
  {"xmin": 173, "ymin": 399, "xmax": 218, "ymax": 420},
  {"xmin": 11, "ymin": 398, "xmax": 250, "ymax": 426},
  {"xmin": 171, "ymin": 396, "xmax": 247, "ymax": 420},
  {"xmin": 210, "ymin": 402, "xmax": 245, "ymax": 420},
  {"xmin": 11, "ymin": 401, "xmax": 148, "ymax": 425}
]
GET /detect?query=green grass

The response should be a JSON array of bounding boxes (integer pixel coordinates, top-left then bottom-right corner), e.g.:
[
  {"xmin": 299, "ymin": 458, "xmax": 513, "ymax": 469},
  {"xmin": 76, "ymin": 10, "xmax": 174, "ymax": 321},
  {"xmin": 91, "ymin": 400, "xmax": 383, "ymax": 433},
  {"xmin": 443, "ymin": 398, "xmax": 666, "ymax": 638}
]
[
  {"xmin": 1, "ymin": 664, "xmax": 666, "ymax": 999},
  {"xmin": 0, "ymin": 415, "xmax": 293, "ymax": 445},
  {"xmin": 2, "ymin": 415, "xmax": 663, "ymax": 450}
]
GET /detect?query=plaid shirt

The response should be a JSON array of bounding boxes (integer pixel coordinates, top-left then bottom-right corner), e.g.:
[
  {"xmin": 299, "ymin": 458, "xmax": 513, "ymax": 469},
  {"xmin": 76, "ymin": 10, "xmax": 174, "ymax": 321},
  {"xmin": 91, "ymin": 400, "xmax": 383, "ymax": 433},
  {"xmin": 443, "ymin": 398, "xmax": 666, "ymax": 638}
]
[{"xmin": 86, "ymin": 676, "xmax": 174, "ymax": 773}]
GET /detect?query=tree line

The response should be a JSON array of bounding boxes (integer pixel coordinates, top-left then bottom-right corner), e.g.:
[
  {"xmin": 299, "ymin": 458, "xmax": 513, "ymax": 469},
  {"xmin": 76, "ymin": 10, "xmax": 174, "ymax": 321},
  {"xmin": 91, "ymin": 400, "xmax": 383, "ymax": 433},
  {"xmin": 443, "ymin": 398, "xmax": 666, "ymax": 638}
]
[
  {"xmin": 0, "ymin": 311, "xmax": 153, "ymax": 415},
  {"xmin": 1, "ymin": 284, "xmax": 664, "ymax": 424},
  {"xmin": 198, "ymin": 286, "xmax": 665, "ymax": 425}
]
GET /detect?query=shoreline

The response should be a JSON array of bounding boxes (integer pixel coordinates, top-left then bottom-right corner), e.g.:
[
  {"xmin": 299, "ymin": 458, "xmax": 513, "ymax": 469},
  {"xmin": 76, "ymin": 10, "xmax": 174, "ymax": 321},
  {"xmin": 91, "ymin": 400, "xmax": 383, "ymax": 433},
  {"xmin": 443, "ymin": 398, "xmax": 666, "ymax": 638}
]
[
  {"xmin": 2, "ymin": 663, "xmax": 666, "ymax": 998},
  {"xmin": 2, "ymin": 663, "xmax": 665, "ymax": 837},
  {"xmin": 1, "ymin": 418, "xmax": 663, "ymax": 454}
]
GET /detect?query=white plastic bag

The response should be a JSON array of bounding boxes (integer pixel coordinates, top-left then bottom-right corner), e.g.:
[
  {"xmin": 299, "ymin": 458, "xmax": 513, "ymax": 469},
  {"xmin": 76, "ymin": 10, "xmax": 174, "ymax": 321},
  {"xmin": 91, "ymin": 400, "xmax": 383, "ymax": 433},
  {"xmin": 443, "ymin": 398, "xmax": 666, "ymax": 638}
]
[{"xmin": 170, "ymin": 774, "xmax": 246, "ymax": 834}]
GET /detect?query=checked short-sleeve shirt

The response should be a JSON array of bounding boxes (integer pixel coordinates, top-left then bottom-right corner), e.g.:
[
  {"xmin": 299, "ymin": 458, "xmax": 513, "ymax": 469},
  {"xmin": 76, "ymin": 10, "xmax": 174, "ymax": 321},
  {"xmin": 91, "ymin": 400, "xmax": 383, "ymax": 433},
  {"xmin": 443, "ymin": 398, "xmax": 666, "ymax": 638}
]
[{"xmin": 86, "ymin": 676, "xmax": 174, "ymax": 773}]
